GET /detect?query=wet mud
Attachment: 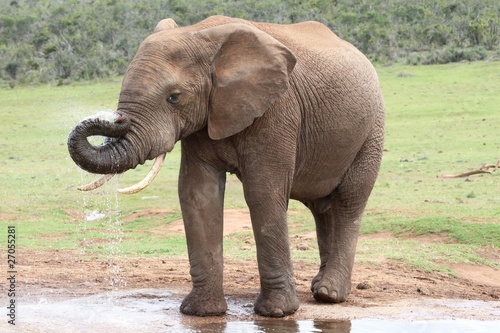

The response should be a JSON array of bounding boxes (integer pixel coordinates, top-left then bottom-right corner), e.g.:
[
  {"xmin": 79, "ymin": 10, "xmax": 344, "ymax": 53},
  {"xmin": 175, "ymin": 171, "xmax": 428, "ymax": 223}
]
[{"xmin": 5, "ymin": 289, "xmax": 500, "ymax": 332}]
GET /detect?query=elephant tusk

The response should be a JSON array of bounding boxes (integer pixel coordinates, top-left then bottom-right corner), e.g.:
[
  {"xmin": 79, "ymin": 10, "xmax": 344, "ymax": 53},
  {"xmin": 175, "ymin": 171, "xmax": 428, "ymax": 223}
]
[
  {"xmin": 117, "ymin": 153, "xmax": 166, "ymax": 194},
  {"xmin": 77, "ymin": 174, "xmax": 116, "ymax": 191}
]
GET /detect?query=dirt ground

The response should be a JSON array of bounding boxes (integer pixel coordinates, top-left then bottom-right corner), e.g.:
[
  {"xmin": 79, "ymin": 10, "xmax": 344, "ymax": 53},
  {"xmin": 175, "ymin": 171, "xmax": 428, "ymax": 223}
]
[{"xmin": 16, "ymin": 210, "xmax": 500, "ymax": 324}]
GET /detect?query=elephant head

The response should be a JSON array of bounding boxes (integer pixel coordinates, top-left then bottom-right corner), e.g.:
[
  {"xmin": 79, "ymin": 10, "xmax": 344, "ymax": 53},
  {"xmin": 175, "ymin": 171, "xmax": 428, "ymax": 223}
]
[{"xmin": 68, "ymin": 19, "xmax": 296, "ymax": 192}]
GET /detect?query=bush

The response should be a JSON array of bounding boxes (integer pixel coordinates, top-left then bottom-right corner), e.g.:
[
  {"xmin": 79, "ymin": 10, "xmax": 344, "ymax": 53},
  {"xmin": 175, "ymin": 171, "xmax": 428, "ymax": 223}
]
[
  {"xmin": 422, "ymin": 46, "xmax": 487, "ymax": 65},
  {"xmin": 0, "ymin": 0, "xmax": 498, "ymax": 85},
  {"xmin": 4, "ymin": 62, "xmax": 19, "ymax": 79}
]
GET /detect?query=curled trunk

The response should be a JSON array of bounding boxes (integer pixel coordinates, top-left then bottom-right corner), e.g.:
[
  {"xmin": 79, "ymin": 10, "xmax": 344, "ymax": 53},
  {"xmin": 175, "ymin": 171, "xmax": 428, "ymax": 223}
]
[{"xmin": 67, "ymin": 115, "xmax": 139, "ymax": 174}]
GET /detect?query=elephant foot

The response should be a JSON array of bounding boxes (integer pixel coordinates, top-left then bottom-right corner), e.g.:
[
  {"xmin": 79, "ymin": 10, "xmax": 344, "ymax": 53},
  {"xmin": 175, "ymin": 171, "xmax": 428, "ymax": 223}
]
[
  {"xmin": 311, "ymin": 271, "xmax": 351, "ymax": 303},
  {"xmin": 254, "ymin": 288, "xmax": 300, "ymax": 317},
  {"xmin": 180, "ymin": 287, "xmax": 227, "ymax": 316}
]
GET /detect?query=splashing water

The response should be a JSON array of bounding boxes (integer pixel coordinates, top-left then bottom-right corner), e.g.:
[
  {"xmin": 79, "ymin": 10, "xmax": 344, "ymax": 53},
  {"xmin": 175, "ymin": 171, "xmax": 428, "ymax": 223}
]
[
  {"xmin": 79, "ymin": 170, "xmax": 126, "ymax": 290},
  {"xmin": 83, "ymin": 109, "xmax": 120, "ymax": 123},
  {"xmin": 79, "ymin": 109, "xmax": 121, "ymax": 147},
  {"xmin": 85, "ymin": 210, "xmax": 106, "ymax": 221}
]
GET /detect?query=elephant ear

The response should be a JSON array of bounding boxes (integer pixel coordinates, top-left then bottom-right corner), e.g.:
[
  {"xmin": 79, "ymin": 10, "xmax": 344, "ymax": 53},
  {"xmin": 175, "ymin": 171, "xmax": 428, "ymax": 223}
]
[
  {"xmin": 154, "ymin": 18, "xmax": 178, "ymax": 33},
  {"xmin": 203, "ymin": 24, "xmax": 296, "ymax": 140}
]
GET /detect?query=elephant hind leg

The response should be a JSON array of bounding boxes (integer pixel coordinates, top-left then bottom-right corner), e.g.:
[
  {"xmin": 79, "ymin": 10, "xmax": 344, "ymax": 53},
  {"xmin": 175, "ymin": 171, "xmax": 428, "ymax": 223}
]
[
  {"xmin": 310, "ymin": 206, "xmax": 359, "ymax": 303},
  {"xmin": 310, "ymin": 126, "xmax": 384, "ymax": 303}
]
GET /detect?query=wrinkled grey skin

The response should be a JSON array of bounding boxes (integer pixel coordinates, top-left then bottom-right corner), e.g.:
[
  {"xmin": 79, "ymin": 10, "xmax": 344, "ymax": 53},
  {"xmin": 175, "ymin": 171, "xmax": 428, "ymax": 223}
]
[{"xmin": 68, "ymin": 16, "xmax": 385, "ymax": 317}]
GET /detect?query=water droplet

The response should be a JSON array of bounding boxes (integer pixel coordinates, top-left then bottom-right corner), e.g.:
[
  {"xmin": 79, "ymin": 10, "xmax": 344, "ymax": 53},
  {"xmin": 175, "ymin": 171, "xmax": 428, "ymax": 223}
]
[
  {"xmin": 83, "ymin": 109, "xmax": 119, "ymax": 122},
  {"xmin": 85, "ymin": 210, "xmax": 105, "ymax": 221}
]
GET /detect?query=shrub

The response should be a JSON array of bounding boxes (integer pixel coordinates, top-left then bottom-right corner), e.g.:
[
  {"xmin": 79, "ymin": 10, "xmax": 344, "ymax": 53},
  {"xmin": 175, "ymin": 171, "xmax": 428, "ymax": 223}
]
[
  {"xmin": 422, "ymin": 46, "xmax": 487, "ymax": 65},
  {"xmin": 0, "ymin": 0, "xmax": 498, "ymax": 85}
]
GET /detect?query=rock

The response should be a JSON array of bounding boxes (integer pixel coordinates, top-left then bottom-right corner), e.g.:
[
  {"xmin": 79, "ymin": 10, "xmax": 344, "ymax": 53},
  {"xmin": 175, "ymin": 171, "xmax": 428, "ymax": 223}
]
[
  {"xmin": 296, "ymin": 243, "xmax": 309, "ymax": 251},
  {"xmin": 356, "ymin": 281, "xmax": 373, "ymax": 290},
  {"xmin": 417, "ymin": 287, "xmax": 430, "ymax": 295}
]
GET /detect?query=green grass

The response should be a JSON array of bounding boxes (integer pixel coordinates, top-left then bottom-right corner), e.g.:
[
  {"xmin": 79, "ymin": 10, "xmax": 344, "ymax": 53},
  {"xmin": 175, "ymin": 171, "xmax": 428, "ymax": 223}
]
[
  {"xmin": 1, "ymin": 61, "xmax": 499, "ymax": 274},
  {"xmin": 361, "ymin": 216, "xmax": 499, "ymax": 247},
  {"xmin": 356, "ymin": 239, "xmax": 495, "ymax": 274},
  {"xmin": 374, "ymin": 62, "xmax": 499, "ymax": 217}
]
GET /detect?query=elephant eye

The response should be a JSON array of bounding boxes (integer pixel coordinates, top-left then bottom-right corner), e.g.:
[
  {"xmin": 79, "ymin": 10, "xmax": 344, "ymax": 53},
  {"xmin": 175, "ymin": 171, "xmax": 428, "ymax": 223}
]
[{"xmin": 167, "ymin": 93, "xmax": 181, "ymax": 104}]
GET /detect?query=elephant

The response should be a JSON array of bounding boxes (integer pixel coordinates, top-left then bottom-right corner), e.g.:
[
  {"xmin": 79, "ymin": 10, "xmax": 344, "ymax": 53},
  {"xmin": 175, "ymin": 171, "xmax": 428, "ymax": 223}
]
[{"xmin": 67, "ymin": 15, "xmax": 385, "ymax": 317}]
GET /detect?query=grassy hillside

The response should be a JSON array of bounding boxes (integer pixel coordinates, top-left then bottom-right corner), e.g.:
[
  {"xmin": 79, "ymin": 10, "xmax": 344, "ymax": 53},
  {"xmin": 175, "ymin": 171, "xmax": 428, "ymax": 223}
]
[
  {"xmin": 0, "ymin": 61, "xmax": 498, "ymax": 272},
  {"xmin": 1, "ymin": 0, "xmax": 499, "ymax": 85}
]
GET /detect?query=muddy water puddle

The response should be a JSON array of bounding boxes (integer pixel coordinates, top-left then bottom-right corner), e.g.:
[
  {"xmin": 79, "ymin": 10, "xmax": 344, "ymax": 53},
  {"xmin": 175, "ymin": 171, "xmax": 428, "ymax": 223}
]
[
  {"xmin": 7, "ymin": 289, "xmax": 500, "ymax": 332},
  {"xmin": 200, "ymin": 320, "xmax": 499, "ymax": 332}
]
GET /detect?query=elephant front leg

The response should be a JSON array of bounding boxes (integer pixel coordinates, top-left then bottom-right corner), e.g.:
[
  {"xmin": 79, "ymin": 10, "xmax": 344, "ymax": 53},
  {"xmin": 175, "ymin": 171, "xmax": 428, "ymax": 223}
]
[
  {"xmin": 244, "ymin": 186, "xmax": 300, "ymax": 317},
  {"xmin": 178, "ymin": 152, "xmax": 227, "ymax": 316}
]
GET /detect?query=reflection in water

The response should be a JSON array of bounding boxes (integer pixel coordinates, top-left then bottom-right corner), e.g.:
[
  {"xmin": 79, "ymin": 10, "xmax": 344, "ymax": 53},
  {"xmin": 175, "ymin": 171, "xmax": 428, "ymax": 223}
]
[
  {"xmin": 195, "ymin": 319, "xmax": 500, "ymax": 333},
  {"xmin": 197, "ymin": 319, "xmax": 351, "ymax": 333}
]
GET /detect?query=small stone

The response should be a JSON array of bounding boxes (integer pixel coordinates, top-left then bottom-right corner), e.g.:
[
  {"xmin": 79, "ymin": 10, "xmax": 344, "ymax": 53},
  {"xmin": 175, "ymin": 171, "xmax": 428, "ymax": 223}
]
[
  {"xmin": 356, "ymin": 281, "xmax": 373, "ymax": 290},
  {"xmin": 417, "ymin": 287, "xmax": 429, "ymax": 295},
  {"xmin": 296, "ymin": 243, "xmax": 309, "ymax": 251}
]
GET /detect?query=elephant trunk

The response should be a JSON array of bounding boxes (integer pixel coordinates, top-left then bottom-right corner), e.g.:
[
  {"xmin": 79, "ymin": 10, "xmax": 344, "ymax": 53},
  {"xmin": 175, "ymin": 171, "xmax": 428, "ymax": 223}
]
[{"xmin": 67, "ymin": 113, "xmax": 139, "ymax": 174}]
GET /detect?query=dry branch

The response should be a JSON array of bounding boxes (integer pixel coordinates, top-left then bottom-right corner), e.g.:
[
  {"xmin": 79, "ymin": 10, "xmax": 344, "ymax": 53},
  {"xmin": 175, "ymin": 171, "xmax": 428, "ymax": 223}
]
[{"xmin": 439, "ymin": 160, "xmax": 499, "ymax": 179}]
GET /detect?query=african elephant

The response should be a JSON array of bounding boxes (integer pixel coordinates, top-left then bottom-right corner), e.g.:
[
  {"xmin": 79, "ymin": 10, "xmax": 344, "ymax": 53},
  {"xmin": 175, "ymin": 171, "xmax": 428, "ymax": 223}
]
[{"xmin": 68, "ymin": 15, "xmax": 385, "ymax": 317}]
